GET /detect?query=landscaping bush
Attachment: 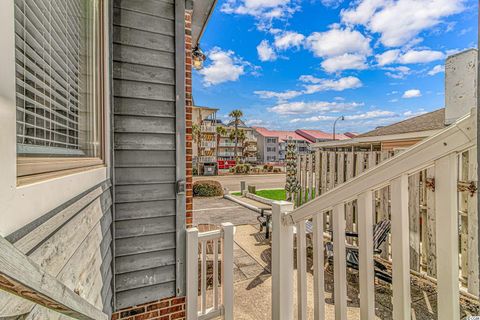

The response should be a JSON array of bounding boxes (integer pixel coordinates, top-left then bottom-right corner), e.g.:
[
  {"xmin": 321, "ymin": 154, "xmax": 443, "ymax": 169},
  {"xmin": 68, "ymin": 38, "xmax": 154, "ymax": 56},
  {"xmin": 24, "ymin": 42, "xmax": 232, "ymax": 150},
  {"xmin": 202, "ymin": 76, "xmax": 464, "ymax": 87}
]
[
  {"xmin": 234, "ymin": 164, "xmax": 250, "ymax": 174},
  {"xmin": 273, "ymin": 168, "xmax": 281, "ymax": 173},
  {"xmin": 267, "ymin": 165, "xmax": 274, "ymax": 172},
  {"xmin": 193, "ymin": 180, "xmax": 223, "ymax": 197},
  {"xmin": 192, "ymin": 167, "xmax": 198, "ymax": 176}
]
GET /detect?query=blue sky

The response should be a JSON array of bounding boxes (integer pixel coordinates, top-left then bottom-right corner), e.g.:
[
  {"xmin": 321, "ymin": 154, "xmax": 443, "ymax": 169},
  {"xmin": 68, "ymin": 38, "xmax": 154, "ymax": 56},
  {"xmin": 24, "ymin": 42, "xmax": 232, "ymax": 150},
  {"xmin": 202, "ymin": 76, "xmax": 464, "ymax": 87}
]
[{"xmin": 192, "ymin": 0, "xmax": 478, "ymax": 134}]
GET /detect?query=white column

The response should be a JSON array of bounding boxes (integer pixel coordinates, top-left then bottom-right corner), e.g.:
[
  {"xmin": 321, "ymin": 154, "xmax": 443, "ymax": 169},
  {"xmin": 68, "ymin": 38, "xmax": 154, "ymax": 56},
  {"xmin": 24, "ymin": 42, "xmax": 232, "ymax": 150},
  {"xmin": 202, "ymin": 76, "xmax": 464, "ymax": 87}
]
[
  {"xmin": 435, "ymin": 154, "xmax": 460, "ymax": 320},
  {"xmin": 391, "ymin": 174, "xmax": 411, "ymax": 320},
  {"xmin": 358, "ymin": 191, "xmax": 375, "ymax": 320},
  {"xmin": 221, "ymin": 222, "xmax": 235, "ymax": 320},
  {"xmin": 296, "ymin": 221, "xmax": 307, "ymax": 320},
  {"xmin": 333, "ymin": 204, "xmax": 347, "ymax": 320},
  {"xmin": 271, "ymin": 201, "xmax": 295, "ymax": 320},
  {"xmin": 186, "ymin": 227, "xmax": 199, "ymax": 320},
  {"xmin": 313, "ymin": 214, "xmax": 325, "ymax": 320}
]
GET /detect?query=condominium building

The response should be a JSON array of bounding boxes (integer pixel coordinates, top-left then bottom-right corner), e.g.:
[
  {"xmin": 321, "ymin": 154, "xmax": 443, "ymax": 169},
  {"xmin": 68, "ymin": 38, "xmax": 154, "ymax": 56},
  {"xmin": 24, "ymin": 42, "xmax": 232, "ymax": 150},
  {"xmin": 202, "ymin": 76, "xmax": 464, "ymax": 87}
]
[
  {"xmin": 192, "ymin": 108, "xmax": 258, "ymax": 174},
  {"xmin": 253, "ymin": 128, "xmax": 310, "ymax": 163}
]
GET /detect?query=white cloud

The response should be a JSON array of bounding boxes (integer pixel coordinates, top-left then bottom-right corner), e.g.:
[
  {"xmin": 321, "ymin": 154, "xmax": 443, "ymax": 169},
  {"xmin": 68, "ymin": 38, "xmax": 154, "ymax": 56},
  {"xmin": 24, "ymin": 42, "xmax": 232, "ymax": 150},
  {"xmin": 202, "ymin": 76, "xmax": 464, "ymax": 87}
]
[
  {"xmin": 321, "ymin": 54, "xmax": 368, "ymax": 73},
  {"xmin": 341, "ymin": 0, "xmax": 465, "ymax": 47},
  {"xmin": 345, "ymin": 110, "xmax": 395, "ymax": 120},
  {"xmin": 427, "ymin": 64, "xmax": 445, "ymax": 76},
  {"xmin": 305, "ymin": 28, "xmax": 371, "ymax": 58},
  {"xmin": 300, "ymin": 75, "xmax": 363, "ymax": 93},
  {"xmin": 398, "ymin": 50, "xmax": 445, "ymax": 64},
  {"xmin": 199, "ymin": 48, "xmax": 246, "ymax": 86},
  {"xmin": 402, "ymin": 89, "xmax": 422, "ymax": 98},
  {"xmin": 274, "ymin": 31, "xmax": 305, "ymax": 50},
  {"xmin": 290, "ymin": 109, "xmax": 396, "ymax": 123},
  {"xmin": 268, "ymin": 101, "xmax": 362, "ymax": 115},
  {"xmin": 384, "ymin": 66, "xmax": 410, "ymax": 79},
  {"xmin": 254, "ymin": 90, "xmax": 303, "ymax": 101},
  {"xmin": 320, "ymin": 0, "xmax": 344, "ymax": 8},
  {"xmin": 290, "ymin": 115, "xmax": 336, "ymax": 123},
  {"xmin": 221, "ymin": 0, "xmax": 299, "ymax": 29},
  {"xmin": 257, "ymin": 40, "xmax": 277, "ymax": 61},
  {"xmin": 376, "ymin": 49, "xmax": 400, "ymax": 66},
  {"xmin": 245, "ymin": 119, "xmax": 266, "ymax": 126},
  {"xmin": 255, "ymin": 76, "xmax": 362, "ymax": 102},
  {"xmin": 403, "ymin": 109, "xmax": 427, "ymax": 117}
]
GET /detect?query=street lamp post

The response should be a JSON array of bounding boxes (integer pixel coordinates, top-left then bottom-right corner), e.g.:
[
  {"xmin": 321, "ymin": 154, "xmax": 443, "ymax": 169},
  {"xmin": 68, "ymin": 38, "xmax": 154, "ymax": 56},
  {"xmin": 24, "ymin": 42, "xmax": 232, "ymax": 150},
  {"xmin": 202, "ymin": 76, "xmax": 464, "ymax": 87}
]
[{"xmin": 332, "ymin": 115, "xmax": 345, "ymax": 140}]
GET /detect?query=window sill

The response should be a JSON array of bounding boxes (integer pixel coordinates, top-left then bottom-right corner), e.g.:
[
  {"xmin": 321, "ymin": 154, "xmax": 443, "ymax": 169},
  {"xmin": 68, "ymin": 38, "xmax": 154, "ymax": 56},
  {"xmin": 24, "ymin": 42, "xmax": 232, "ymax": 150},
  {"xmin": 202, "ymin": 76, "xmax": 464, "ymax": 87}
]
[{"xmin": 17, "ymin": 164, "xmax": 106, "ymax": 186}]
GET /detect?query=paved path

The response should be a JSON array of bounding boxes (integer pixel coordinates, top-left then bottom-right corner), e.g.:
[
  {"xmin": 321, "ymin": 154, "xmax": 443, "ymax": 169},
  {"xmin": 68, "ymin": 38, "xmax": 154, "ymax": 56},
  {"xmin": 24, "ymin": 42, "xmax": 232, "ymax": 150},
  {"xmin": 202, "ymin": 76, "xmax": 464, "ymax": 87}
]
[
  {"xmin": 193, "ymin": 196, "xmax": 259, "ymax": 226},
  {"xmin": 194, "ymin": 173, "xmax": 285, "ymax": 192}
]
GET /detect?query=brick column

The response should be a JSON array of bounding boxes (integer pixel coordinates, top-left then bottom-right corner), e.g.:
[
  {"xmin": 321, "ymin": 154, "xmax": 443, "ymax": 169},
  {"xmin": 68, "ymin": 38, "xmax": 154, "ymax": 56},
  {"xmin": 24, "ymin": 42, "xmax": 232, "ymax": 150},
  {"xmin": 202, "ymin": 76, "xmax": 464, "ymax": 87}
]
[
  {"xmin": 185, "ymin": 10, "xmax": 193, "ymax": 228},
  {"xmin": 111, "ymin": 297, "xmax": 186, "ymax": 320}
]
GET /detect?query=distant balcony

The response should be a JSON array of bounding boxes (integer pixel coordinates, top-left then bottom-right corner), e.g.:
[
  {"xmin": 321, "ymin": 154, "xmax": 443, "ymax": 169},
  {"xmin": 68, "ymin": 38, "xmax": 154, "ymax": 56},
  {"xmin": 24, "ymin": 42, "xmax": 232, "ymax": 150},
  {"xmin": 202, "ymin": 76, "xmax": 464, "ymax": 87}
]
[
  {"xmin": 245, "ymin": 156, "xmax": 257, "ymax": 162},
  {"xmin": 198, "ymin": 156, "xmax": 216, "ymax": 163},
  {"xmin": 219, "ymin": 142, "xmax": 236, "ymax": 147},
  {"xmin": 201, "ymin": 125, "xmax": 216, "ymax": 133},
  {"xmin": 218, "ymin": 151, "xmax": 235, "ymax": 157},
  {"xmin": 200, "ymin": 141, "xmax": 216, "ymax": 148},
  {"xmin": 245, "ymin": 145, "xmax": 257, "ymax": 152}
]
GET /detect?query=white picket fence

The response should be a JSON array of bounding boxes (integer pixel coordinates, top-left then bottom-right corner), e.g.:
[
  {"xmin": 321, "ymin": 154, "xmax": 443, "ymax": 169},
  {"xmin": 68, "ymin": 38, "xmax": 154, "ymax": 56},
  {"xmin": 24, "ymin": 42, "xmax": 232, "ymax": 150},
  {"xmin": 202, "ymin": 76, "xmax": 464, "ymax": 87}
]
[
  {"xmin": 272, "ymin": 110, "xmax": 477, "ymax": 320},
  {"xmin": 186, "ymin": 223, "xmax": 234, "ymax": 320}
]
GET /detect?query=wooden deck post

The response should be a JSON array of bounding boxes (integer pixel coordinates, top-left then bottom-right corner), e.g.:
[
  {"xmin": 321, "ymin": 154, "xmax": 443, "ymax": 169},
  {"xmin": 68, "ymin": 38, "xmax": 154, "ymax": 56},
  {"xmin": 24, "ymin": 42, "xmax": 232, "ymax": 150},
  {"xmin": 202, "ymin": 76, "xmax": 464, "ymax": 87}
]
[
  {"xmin": 271, "ymin": 201, "xmax": 295, "ymax": 320},
  {"xmin": 435, "ymin": 154, "xmax": 460, "ymax": 320},
  {"xmin": 391, "ymin": 174, "xmax": 411, "ymax": 320},
  {"xmin": 313, "ymin": 214, "xmax": 325, "ymax": 320},
  {"xmin": 333, "ymin": 203, "xmax": 347, "ymax": 320},
  {"xmin": 358, "ymin": 191, "xmax": 375, "ymax": 320}
]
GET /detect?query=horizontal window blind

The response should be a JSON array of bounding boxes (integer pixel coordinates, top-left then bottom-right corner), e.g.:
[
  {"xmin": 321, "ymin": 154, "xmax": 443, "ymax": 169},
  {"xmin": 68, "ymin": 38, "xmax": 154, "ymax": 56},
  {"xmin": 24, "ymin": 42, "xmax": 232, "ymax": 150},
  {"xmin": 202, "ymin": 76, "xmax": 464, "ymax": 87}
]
[{"xmin": 15, "ymin": 0, "xmax": 101, "ymax": 157}]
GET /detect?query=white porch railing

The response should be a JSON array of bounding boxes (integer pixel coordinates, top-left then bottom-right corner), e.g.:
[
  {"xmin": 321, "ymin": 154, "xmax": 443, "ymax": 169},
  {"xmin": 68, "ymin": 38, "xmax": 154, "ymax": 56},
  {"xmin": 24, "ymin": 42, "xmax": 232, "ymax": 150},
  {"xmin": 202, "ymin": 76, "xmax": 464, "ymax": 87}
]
[
  {"xmin": 187, "ymin": 223, "xmax": 234, "ymax": 320},
  {"xmin": 272, "ymin": 110, "xmax": 476, "ymax": 320}
]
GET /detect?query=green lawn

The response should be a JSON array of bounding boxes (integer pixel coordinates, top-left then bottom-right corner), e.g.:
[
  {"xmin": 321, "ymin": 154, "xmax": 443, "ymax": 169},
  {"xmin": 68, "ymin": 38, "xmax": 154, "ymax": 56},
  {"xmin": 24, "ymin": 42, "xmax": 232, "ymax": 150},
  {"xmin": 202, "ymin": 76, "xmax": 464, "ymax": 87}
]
[{"xmin": 232, "ymin": 189, "xmax": 286, "ymax": 201}]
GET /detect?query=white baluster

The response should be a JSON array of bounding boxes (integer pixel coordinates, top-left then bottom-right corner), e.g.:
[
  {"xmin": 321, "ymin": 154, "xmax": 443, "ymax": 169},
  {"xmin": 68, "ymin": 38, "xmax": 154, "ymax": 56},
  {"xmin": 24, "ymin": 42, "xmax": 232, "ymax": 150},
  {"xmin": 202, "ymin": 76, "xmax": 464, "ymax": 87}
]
[
  {"xmin": 296, "ymin": 220, "xmax": 307, "ymax": 320},
  {"xmin": 272, "ymin": 201, "xmax": 295, "ymax": 320},
  {"xmin": 221, "ymin": 222, "xmax": 234, "ymax": 320},
  {"xmin": 435, "ymin": 154, "xmax": 460, "ymax": 320},
  {"xmin": 186, "ymin": 228, "xmax": 199, "ymax": 320},
  {"xmin": 313, "ymin": 214, "xmax": 325, "ymax": 320},
  {"xmin": 213, "ymin": 238, "xmax": 219, "ymax": 311},
  {"xmin": 201, "ymin": 240, "xmax": 207, "ymax": 315},
  {"xmin": 333, "ymin": 204, "xmax": 347, "ymax": 320},
  {"xmin": 391, "ymin": 174, "xmax": 411, "ymax": 320},
  {"xmin": 358, "ymin": 191, "xmax": 375, "ymax": 319}
]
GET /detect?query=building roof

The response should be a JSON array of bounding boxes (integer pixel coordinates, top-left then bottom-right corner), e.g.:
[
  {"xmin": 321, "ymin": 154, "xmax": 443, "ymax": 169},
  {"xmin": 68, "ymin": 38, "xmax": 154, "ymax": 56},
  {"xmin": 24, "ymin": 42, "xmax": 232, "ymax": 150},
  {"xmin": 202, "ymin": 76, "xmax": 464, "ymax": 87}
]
[
  {"xmin": 192, "ymin": 0, "xmax": 218, "ymax": 47},
  {"xmin": 343, "ymin": 132, "xmax": 359, "ymax": 138},
  {"xmin": 357, "ymin": 108, "xmax": 446, "ymax": 138},
  {"xmin": 253, "ymin": 127, "xmax": 310, "ymax": 142},
  {"xmin": 295, "ymin": 129, "xmax": 349, "ymax": 142}
]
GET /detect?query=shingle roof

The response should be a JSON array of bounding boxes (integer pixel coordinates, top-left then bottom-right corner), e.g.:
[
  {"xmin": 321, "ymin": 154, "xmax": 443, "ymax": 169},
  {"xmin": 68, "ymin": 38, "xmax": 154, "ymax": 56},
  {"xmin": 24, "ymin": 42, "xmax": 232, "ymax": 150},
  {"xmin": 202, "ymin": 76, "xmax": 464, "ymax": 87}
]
[{"xmin": 357, "ymin": 108, "xmax": 446, "ymax": 138}]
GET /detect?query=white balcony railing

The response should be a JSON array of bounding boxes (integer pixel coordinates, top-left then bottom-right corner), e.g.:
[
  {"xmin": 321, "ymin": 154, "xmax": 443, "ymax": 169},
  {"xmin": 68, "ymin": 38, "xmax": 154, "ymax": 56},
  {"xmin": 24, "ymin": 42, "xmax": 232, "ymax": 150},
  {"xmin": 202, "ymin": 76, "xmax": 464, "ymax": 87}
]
[
  {"xmin": 200, "ymin": 141, "xmax": 216, "ymax": 148},
  {"xmin": 187, "ymin": 223, "xmax": 234, "ymax": 320},
  {"xmin": 219, "ymin": 142, "xmax": 236, "ymax": 147},
  {"xmin": 198, "ymin": 156, "xmax": 216, "ymax": 163},
  {"xmin": 272, "ymin": 110, "xmax": 476, "ymax": 320},
  {"xmin": 245, "ymin": 157, "xmax": 257, "ymax": 162},
  {"xmin": 201, "ymin": 125, "xmax": 216, "ymax": 133},
  {"xmin": 218, "ymin": 152, "xmax": 235, "ymax": 157}
]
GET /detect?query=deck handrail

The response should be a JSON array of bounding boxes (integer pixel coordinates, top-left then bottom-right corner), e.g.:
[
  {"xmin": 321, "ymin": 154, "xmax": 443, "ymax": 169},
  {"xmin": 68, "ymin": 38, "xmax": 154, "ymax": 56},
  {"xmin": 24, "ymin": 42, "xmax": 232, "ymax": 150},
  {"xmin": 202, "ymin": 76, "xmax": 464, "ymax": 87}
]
[
  {"xmin": 284, "ymin": 109, "xmax": 476, "ymax": 225},
  {"xmin": 272, "ymin": 109, "xmax": 477, "ymax": 320}
]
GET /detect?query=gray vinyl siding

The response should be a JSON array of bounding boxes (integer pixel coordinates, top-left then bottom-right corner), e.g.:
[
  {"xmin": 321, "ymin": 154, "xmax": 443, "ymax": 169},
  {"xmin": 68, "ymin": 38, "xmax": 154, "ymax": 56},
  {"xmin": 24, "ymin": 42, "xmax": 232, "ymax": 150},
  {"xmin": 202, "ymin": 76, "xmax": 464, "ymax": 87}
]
[
  {"xmin": 1, "ymin": 181, "xmax": 113, "ymax": 318},
  {"xmin": 112, "ymin": 0, "xmax": 181, "ymax": 310}
]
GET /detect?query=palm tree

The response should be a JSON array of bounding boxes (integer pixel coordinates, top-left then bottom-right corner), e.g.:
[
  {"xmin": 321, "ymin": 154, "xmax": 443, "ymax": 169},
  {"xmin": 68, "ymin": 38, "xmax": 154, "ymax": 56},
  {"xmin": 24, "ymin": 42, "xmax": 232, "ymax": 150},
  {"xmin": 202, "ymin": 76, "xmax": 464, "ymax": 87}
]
[
  {"xmin": 192, "ymin": 124, "xmax": 201, "ymax": 172},
  {"xmin": 228, "ymin": 109, "xmax": 243, "ymax": 161},
  {"xmin": 216, "ymin": 126, "xmax": 227, "ymax": 160},
  {"xmin": 237, "ymin": 129, "xmax": 246, "ymax": 160}
]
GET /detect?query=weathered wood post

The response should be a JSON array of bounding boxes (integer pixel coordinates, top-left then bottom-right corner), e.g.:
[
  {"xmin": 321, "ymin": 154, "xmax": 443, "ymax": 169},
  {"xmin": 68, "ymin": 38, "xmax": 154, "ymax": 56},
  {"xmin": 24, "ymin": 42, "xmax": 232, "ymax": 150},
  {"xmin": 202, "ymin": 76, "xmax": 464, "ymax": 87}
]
[
  {"xmin": 271, "ymin": 201, "xmax": 294, "ymax": 320},
  {"xmin": 240, "ymin": 181, "xmax": 246, "ymax": 194}
]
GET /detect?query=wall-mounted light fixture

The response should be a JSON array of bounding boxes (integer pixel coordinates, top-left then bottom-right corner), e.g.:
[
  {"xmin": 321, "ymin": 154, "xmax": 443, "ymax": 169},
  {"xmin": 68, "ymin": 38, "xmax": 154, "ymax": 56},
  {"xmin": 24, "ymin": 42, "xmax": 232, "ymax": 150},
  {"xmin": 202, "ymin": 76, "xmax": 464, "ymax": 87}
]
[{"xmin": 192, "ymin": 46, "xmax": 206, "ymax": 70}]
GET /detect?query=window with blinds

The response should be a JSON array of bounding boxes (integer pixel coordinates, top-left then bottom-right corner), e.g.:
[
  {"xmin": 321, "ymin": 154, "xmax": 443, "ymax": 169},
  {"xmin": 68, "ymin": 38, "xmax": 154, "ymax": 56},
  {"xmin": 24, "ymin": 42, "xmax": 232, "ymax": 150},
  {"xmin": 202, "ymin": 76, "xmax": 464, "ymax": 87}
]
[{"xmin": 14, "ymin": 0, "xmax": 102, "ymax": 158}]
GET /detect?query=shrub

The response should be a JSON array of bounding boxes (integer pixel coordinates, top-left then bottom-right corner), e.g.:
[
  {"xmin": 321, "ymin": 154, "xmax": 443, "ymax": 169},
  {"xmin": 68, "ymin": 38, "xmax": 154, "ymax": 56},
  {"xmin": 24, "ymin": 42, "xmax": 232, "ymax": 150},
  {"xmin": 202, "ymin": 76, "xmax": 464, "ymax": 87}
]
[
  {"xmin": 192, "ymin": 167, "xmax": 198, "ymax": 176},
  {"xmin": 193, "ymin": 180, "xmax": 223, "ymax": 197},
  {"xmin": 267, "ymin": 165, "xmax": 274, "ymax": 172},
  {"xmin": 273, "ymin": 168, "xmax": 281, "ymax": 173}
]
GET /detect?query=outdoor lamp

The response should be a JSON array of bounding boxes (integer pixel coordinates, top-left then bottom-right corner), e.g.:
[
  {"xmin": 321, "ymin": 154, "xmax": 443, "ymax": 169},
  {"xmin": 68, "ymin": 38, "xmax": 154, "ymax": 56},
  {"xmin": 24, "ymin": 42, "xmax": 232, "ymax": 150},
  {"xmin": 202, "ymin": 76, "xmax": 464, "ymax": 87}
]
[
  {"xmin": 333, "ymin": 115, "xmax": 345, "ymax": 140},
  {"xmin": 192, "ymin": 46, "xmax": 206, "ymax": 70}
]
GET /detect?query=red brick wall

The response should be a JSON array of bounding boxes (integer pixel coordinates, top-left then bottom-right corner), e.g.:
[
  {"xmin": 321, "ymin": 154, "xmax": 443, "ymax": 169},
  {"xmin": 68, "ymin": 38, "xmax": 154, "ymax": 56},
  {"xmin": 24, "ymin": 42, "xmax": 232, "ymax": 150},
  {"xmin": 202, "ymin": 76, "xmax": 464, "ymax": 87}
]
[
  {"xmin": 185, "ymin": 9, "xmax": 193, "ymax": 228},
  {"xmin": 112, "ymin": 297, "xmax": 186, "ymax": 320}
]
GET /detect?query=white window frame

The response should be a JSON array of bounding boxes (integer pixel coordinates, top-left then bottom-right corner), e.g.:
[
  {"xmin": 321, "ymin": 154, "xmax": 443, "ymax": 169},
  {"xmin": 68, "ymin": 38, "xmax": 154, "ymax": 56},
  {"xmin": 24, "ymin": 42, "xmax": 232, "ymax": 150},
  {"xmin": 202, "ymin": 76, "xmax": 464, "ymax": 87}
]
[{"xmin": 0, "ymin": 0, "xmax": 111, "ymax": 236}]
